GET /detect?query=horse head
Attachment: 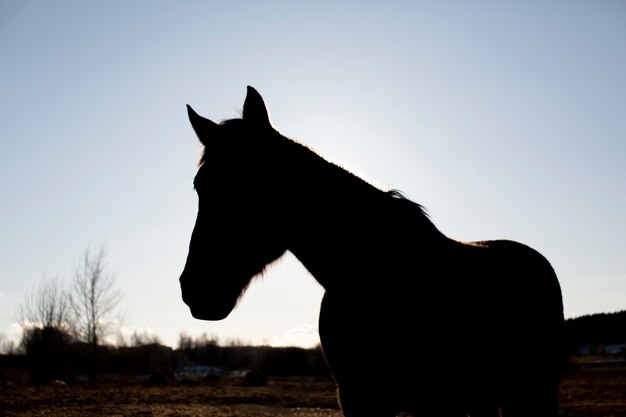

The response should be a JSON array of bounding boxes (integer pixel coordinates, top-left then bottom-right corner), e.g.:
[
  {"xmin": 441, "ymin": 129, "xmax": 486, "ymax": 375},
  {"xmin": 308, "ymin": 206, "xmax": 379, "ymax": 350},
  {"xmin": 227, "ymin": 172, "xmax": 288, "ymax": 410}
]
[{"xmin": 179, "ymin": 86, "xmax": 288, "ymax": 320}]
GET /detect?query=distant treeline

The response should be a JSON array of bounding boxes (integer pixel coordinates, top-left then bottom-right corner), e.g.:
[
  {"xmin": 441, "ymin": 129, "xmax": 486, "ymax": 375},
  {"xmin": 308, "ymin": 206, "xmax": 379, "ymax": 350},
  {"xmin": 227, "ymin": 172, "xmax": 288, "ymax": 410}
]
[
  {"xmin": 564, "ymin": 309, "xmax": 626, "ymax": 354},
  {"xmin": 2, "ymin": 310, "xmax": 625, "ymax": 385},
  {"xmin": 0, "ymin": 326, "xmax": 329, "ymax": 385}
]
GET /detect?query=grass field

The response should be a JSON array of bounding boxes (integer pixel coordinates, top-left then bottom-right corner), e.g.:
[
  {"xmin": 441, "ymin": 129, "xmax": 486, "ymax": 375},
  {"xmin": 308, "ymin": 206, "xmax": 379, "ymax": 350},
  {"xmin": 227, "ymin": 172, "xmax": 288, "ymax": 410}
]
[{"xmin": 1, "ymin": 358, "xmax": 624, "ymax": 416}]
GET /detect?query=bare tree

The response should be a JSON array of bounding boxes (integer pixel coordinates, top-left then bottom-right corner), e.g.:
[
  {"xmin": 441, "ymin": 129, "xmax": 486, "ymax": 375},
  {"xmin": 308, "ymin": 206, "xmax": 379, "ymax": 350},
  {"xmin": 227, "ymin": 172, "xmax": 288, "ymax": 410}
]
[
  {"xmin": 14, "ymin": 276, "xmax": 75, "ymax": 383},
  {"xmin": 15, "ymin": 275, "xmax": 73, "ymax": 331},
  {"xmin": 13, "ymin": 247, "xmax": 123, "ymax": 381},
  {"xmin": 70, "ymin": 247, "xmax": 122, "ymax": 380},
  {"xmin": 130, "ymin": 329, "xmax": 162, "ymax": 347},
  {"xmin": 70, "ymin": 247, "xmax": 122, "ymax": 348}
]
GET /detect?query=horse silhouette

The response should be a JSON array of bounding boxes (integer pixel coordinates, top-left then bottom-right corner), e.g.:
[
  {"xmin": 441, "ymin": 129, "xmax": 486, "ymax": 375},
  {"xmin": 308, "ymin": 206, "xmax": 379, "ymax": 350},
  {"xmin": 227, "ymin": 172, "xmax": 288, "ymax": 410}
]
[{"xmin": 179, "ymin": 86, "xmax": 564, "ymax": 417}]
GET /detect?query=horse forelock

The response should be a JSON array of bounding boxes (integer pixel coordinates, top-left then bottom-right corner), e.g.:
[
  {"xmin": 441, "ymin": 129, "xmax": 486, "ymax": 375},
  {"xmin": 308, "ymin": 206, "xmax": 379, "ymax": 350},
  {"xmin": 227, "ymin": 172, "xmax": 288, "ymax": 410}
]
[{"xmin": 197, "ymin": 118, "xmax": 245, "ymax": 167}]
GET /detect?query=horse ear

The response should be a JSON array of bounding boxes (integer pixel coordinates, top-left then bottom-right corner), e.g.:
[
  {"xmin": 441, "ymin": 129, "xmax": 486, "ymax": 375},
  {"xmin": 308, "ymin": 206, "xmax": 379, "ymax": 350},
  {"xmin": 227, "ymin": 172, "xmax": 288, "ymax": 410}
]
[
  {"xmin": 243, "ymin": 86, "xmax": 272, "ymax": 129},
  {"xmin": 187, "ymin": 104, "xmax": 217, "ymax": 145}
]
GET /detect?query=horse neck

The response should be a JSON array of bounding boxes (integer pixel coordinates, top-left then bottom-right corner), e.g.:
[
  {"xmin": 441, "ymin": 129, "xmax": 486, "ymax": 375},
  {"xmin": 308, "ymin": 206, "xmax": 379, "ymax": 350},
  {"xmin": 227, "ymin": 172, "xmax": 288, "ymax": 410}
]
[
  {"xmin": 281, "ymin": 142, "xmax": 399, "ymax": 288},
  {"xmin": 286, "ymin": 141, "xmax": 380, "ymax": 220},
  {"xmin": 278, "ymin": 137, "xmax": 450, "ymax": 291}
]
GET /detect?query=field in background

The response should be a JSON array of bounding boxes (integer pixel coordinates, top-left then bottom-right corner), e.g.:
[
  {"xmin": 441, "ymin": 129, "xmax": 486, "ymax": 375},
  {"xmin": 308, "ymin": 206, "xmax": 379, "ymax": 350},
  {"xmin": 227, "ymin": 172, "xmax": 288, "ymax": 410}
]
[
  {"xmin": 559, "ymin": 357, "xmax": 626, "ymax": 417},
  {"xmin": 1, "ymin": 357, "xmax": 625, "ymax": 417}
]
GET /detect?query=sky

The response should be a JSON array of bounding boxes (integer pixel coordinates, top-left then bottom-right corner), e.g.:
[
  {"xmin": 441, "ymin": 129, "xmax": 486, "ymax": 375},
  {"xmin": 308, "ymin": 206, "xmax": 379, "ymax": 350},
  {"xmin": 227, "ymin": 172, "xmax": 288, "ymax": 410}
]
[{"xmin": 1, "ymin": 1, "xmax": 625, "ymax": 350}]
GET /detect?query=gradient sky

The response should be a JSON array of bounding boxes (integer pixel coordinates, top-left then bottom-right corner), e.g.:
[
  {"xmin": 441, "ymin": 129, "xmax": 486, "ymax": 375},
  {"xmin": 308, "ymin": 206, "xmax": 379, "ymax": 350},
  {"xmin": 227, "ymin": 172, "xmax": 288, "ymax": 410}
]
[{"xmin": 1, "ymin": 1, "xmax": 625, "ymax": 349}]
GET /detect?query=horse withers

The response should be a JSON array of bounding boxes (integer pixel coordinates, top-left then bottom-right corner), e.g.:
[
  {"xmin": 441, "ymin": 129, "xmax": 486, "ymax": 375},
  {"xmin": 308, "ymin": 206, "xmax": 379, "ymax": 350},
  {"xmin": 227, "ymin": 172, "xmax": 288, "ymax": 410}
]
[{"xmin": 179, "ymin": 86, "xmax": 565, "ymax": 416}]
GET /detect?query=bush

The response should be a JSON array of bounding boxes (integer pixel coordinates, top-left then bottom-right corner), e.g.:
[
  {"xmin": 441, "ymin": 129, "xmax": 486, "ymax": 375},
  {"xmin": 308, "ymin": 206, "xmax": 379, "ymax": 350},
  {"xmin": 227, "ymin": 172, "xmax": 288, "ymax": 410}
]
[{"xmin": 20, "ymin": 326, "xmax": 75, "ymax": 385}]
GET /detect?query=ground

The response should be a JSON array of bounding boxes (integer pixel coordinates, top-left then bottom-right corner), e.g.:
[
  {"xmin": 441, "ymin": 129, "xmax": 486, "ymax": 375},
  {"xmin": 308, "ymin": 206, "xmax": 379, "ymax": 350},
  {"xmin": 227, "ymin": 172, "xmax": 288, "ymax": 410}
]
[{"xmin": 0, "ymin": 358, "xmax": 624, "ymax": 416}]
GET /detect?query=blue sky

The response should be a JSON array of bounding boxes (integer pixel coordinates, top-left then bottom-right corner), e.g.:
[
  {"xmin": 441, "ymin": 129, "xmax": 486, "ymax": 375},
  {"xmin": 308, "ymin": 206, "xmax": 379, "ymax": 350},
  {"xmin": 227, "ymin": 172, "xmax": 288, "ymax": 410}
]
[{"xmin": 1, "ymin": 1, "xmax": 625, "ymax": 349}]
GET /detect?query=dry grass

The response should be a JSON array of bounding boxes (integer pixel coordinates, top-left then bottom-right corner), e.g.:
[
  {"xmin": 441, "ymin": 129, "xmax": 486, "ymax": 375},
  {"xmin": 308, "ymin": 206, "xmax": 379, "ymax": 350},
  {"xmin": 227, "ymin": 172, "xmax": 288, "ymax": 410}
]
[
  {"xmin": 0, "ymin": 375, "xmax": 340, "ymax": 417},
  {"xmin": 559, "ymin": 358, "xmax": 626, "ymax": 417},
  {"xmin": 1, "ymin": 359, "xmax": 624, "ymax": 416}
]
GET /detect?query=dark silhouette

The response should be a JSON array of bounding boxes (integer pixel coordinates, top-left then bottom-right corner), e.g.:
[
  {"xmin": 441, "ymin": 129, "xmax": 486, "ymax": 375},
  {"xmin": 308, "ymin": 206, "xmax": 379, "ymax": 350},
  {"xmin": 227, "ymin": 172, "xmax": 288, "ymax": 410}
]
[
  {"xmin": 20, "ymin": 325, "xmax": 74, "ymax": 385},
  {"xmin": 179, "ymin": 86, "xmax": 565, "ymax": 416}
]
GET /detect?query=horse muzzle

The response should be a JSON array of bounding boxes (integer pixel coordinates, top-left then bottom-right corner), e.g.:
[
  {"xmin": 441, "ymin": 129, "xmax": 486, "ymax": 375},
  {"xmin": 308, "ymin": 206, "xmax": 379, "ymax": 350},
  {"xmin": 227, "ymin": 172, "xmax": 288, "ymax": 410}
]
[{"xmin": 179, "ymin": 273, "xmax": 236, "ymax": 321}]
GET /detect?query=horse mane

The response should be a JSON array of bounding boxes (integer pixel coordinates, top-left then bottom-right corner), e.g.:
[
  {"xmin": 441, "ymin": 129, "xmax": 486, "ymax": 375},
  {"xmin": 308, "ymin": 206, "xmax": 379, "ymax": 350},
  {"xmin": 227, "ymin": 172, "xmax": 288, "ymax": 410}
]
[
  {"xmin": 386, "ymin": 188, "xmax": 429, "ymax": 219},
  {"xmin": 387, "ymin": 188, "xmax": 443, "ymax": 241}
]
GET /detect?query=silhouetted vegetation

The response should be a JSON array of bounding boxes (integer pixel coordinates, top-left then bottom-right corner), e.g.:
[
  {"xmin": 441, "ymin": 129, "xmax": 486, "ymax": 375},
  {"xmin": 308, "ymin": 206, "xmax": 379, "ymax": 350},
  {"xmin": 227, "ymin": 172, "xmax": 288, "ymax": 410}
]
[
  {"xmin": 0, "ymin": 341, "xmax": 328, "ymax": 385},
  {"xmin": 15, "ymin": 276, "xmax": 73, "ymax": 332},
  {"xmin": 20, "ymin": 325, "xmax": 75, "ymax": 384},
  {"xmin": 3, "ymin": 310, "xmax": 623, "ymax": 387},
  {"xmin": 175, "ymin": 332, "xmax": 328, "ymax": 377},
  {"xmin": 565, "ymin": 310, "xmax": 626, "ymax": 356},
  {"xmin": 9, "ymin": 246, "xmax": 125, "ymax": 384},
  {"xmin": 70, "ymin": 247, "xmax": 123, "ymax": 381}
]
